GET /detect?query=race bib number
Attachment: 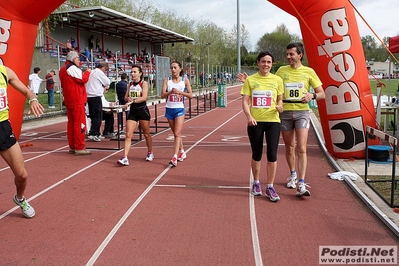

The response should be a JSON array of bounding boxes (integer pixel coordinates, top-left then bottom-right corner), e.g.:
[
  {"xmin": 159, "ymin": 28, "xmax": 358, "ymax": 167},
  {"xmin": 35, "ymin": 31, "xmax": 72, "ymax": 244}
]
[
  {"xmin": 130, "ymin": 91, "xmax": 141, "ymax": 98},
  {"xmin": 0, "ymin": 88, "xmax": 7, "ymax": 111},
  {"xmin": 169, "ymin": 94, "xmax": 183, "ymax": 102},
  {"xmin": 284, "ymin": 82, "xmax": 305, "ymax": 101},
  {"xmin": 252, "ymin": 90, "xmax": 272, "ymax": 108}
]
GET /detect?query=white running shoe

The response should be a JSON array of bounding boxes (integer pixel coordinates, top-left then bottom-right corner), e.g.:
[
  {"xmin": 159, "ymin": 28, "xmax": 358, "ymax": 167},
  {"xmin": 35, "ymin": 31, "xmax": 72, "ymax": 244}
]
[
  {"xmin": 177, "ymin": 151, "xmax": 187, "ymax": 162},
  {"xmin": 287, "ymin": 174, "xmax": 297, "ymax": 189},
  {"xmin": 169, "ymin": 157, "xmax": 178, "ymax": 167},
  {"xmin": 13, "ymin": 195, "xmax": 35, "ymax": 218},
  {"xmin": 146, "ymin": 152, "xmax": 154, "ymax": 161},
  {"xmin": 88, "ymin": 135, "xmax": 102, "ymax": 142},
  {"xmin": 117, "ymin": 156, "xmax": 129, "ymax": 166},
  {"xmin": 296, "ymin": 182, "xmax": 311, "ymax": 196}
]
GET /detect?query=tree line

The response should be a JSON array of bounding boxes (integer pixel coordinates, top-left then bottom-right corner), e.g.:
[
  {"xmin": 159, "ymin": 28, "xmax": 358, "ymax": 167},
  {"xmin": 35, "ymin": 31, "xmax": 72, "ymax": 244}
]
[{"xmin": 57, "ymin": 0, "xmax": 392, "ymax": 69}]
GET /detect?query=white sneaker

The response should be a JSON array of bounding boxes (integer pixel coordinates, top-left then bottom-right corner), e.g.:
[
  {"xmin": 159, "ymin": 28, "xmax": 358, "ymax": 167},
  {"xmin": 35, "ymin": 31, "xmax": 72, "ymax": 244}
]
[
  {"xmin": 117, "ymin": 156, "xmax": 129, "ymax": 166},
  {"xmin": 296, "ymin": 182, "xmax": 311, "ymax": 196},
  {"xmin": 169, "ymin": 157, "xmax": 178, "ymax": 167},
  {"xmin": 88, "ymin": 135, "xmax": 102, "ymax": 142},
  {"xmin": 13, "ymin": 195, "xmax": 35, "ymax": 218},
  {"xmin": 177, "ymin": 151, "xmax": 187, "ymax": 162},
  {"xmin": 287, "ymin": 174, "xmax": 297, "ymax": 188},
  {"xmin": 48, "ymin": 106, "xmax": 56, "ymax": 109},
  {"xmin": 145, "ymin": 152, "xmax": 154, "ymax": 161}
]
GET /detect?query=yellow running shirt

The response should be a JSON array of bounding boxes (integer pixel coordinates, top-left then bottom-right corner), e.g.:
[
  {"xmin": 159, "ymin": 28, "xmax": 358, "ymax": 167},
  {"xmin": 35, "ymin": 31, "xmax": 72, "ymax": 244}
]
[
  {"xmin": 276, "ymin": 65, "xmax": 322, "ymax": 111},
  {"xmin": 240, "ymin": 72, "xmax": 283, "ymax": 123},
  {"xmin": 0, "ymin": 65, "xmax": 9, "ymax": 122}
]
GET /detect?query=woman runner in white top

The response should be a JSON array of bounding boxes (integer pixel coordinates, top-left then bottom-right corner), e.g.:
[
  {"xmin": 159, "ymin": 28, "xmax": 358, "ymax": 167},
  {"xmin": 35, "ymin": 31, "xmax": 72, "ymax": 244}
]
[{"xmin": 161, "ymin": 61, "xmax": 193, "ymax": 167}]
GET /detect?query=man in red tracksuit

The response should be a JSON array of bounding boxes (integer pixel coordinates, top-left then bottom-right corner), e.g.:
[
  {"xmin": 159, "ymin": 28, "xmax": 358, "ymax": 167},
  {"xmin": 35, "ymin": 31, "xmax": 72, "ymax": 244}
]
[{"xmin": 59, "ymin": 51, "xmax": 92, "ymax": 155}]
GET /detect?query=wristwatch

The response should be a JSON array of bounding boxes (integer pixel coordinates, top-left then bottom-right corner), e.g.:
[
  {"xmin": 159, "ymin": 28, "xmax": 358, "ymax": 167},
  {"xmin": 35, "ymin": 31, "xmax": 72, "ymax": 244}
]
[{"xmin": 312, "ymin": 92, "xmax": 317, "ymax": 100}]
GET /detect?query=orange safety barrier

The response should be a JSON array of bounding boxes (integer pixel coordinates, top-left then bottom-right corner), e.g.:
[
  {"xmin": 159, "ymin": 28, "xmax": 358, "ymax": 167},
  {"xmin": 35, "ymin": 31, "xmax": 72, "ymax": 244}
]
[
  {"xmin": 268, "ymin": 0, "xmax": 377, "ymax": 158},
  {"xmin": 1, "ymin": 0, "xmax": 65, "ymax": 140}
]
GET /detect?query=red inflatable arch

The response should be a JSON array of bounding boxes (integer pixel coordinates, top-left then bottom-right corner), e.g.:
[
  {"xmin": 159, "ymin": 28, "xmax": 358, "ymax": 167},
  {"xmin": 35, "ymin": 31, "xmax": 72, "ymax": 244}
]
[
  {"xmin": 0, "ymin": 0, "xmax": 65, "ymax": 139},
  {"xmin": 268, "ymin": 0, "xmax": 377, "ymax": 159}
]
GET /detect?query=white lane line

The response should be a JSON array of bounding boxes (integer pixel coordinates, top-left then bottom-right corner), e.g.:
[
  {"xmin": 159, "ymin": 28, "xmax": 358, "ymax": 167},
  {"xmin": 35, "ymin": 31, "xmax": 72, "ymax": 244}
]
[
  {"xmin": 19, "ymin": 130, "xmax": 68, "ymax": 144},
  {"xmin": 85, "ymin": 166, "xmax": 172, "ymax": 266},
  {"xmin": 86, "ymin": 109, "xmax": 244, "ymax": 265},
  {"xmin": 154, "ymin": 184, "xmax": 250, "ymax": 189},
  {"xmin": 1, "ymin": 128, "xmax": 167, "ymax": 219},
  {"xmin": 0, "ymin": 149, "xmax": 121, "ymax": 220},
  {"xmin": 249, "ymin": 169, "xmax": 263, "ymax": 266},
  {"xmin": 0, "ymin": 145, "xmax": 69, "ymax": 173}
]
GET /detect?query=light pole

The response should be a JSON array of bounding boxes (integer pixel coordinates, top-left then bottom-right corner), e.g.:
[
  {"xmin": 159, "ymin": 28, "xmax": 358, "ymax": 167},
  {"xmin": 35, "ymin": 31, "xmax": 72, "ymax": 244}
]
[
  {"xmin": 115, "ymin": 51, "xmax": 120, "ymax": 103},
  {"xmin": 237, "ymin": 0, "xmax": 241, "ymax": 73},
  {"xmin": 206, "ymin": 42, "xmax": 211, "ymax": 86}
]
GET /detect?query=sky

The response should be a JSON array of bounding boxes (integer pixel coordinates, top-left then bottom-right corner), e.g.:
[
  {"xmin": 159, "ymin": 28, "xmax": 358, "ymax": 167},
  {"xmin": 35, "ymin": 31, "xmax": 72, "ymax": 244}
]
[{"xmin": 156, "ymin": 0, "xmax": 398, "ymax": 51}]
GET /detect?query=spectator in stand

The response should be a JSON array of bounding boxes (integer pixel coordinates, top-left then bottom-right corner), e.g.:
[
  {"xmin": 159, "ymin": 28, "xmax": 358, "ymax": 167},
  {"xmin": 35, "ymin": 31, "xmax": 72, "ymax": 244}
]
[
  {"xmin": 0, "ymin": 65, "xmax": 44, "ymax": 218},
  {"xmin": 105, "ymin": 49, "xmax": 112, "ymax": 59},
  {"xmin": 88, "ymin": 35, "xmax": 94, "ymax": 50},
  {"xmin": 116, "ymin": 73, "xmax": 129, "ymax": 131},
  {"xmin": 28, "ymin": 67, "xmax": 45, "ymax": 95},
  {"xmin": 59, "ymin": 51, "xmax": 92, "ymax": 155},
  {"xmin": 66, "ymin": 40, "xmax": 72, "ymax": 52},
  {"xmin": 85, "ymin": 47, "xmax": 91, "ymax": 61},
  {"xmin": 70, "ymin": 37, "xmax": 75, "ymax": 49},
  {"xmin": 95, "ymin": 37, "xmax": 100, "ymax": 51},
  {"xmin": 137, "ymin": 54, "xmax": 143, "ymax": 63},
  {"xmin": 86, "ymin": 62, "xmax": 111, "ymax": 142},
  {"xmin": 45, "ymin": 70, "xmax": 57, "ymax": 109},
  {"xmin": 141, "ymin": 47, "xmax": 149, "ymax": 63}
]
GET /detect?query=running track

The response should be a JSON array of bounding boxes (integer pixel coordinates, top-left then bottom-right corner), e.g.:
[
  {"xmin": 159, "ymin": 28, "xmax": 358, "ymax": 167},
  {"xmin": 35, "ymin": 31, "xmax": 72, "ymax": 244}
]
[{"xmin": 0, "ymin": 85, "xmax": 398, "ymax": 265}]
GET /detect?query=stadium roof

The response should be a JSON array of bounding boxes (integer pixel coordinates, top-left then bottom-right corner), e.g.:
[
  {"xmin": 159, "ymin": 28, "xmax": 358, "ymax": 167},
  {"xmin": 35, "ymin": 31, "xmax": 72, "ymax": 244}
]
[{"xmin": 52, "ymin": 6, "xmax": 194, "ymax": 44}]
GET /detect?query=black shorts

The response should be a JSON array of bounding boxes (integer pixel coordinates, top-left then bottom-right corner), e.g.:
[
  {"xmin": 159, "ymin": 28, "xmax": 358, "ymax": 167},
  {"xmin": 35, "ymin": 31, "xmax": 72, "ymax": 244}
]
[
  {"xmin": 127, "ymin": 105, "xmax": 151, "ymax": 122},
  {"xmin": 0, "ymin": 120, "xmax": 17, "ymax": 151}
]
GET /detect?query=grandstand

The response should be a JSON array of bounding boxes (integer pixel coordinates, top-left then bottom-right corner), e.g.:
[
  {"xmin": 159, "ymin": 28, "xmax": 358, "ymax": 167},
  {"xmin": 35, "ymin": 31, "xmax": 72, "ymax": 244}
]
[{"xmin": 31, "ymin": 6, "xmax": 193, "ymax": 93}]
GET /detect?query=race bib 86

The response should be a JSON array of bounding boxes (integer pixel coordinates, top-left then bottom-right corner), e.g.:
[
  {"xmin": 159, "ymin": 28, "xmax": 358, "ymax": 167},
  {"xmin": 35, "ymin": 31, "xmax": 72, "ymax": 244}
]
[
  {"xmin": 252, "ymin": 90, "xmax": 272, "ymax": 108},
  {"xmin": 284, "ymin": 82, "xmax": 305, "ymax": 101}
]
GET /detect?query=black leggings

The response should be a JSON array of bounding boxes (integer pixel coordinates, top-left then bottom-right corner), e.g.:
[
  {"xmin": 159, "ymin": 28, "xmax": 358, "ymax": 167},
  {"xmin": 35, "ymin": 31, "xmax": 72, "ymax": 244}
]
[{"xmin": 247, "ymin": 122, "xmax": 281, "ymax": 162}]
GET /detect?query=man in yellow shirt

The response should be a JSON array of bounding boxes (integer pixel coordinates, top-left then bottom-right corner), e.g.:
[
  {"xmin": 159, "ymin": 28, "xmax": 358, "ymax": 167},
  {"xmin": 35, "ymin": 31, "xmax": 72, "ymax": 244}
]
[{"xmin": 276, "ymin": 42, "xmax": 325, "ymax": 196}]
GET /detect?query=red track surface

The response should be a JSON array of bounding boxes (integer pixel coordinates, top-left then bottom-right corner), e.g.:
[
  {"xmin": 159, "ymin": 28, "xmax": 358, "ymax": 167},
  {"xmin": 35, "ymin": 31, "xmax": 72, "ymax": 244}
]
[{"xmin": 0, "ymin": 85, "xmax": 398, "ymax": 265}]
